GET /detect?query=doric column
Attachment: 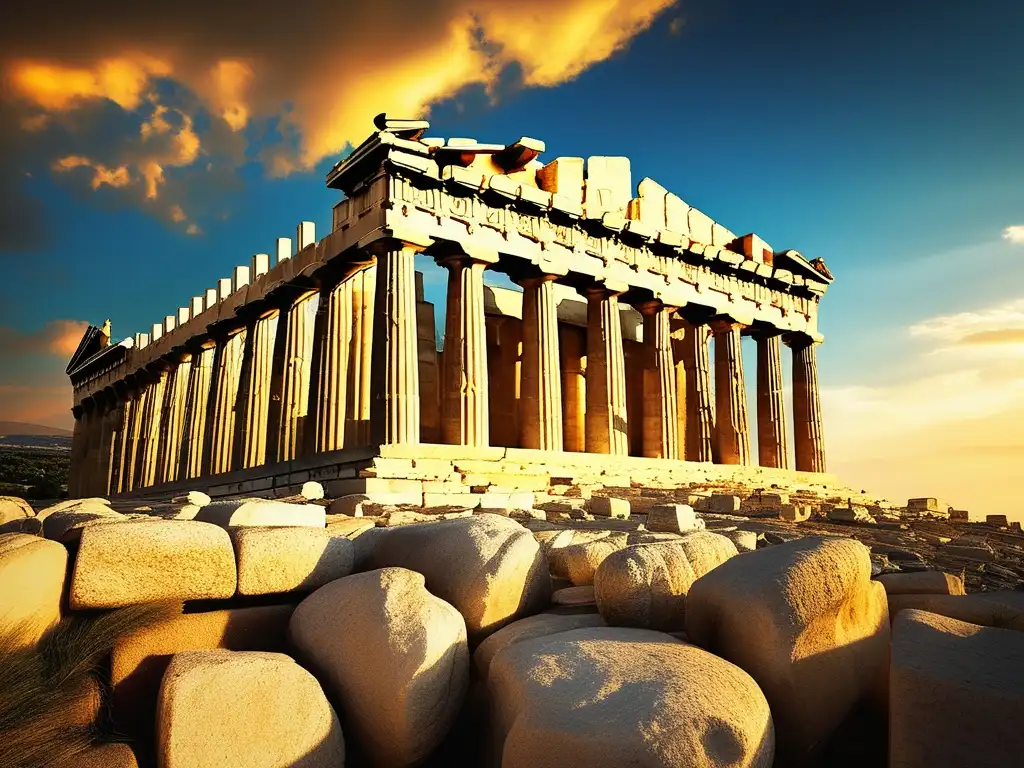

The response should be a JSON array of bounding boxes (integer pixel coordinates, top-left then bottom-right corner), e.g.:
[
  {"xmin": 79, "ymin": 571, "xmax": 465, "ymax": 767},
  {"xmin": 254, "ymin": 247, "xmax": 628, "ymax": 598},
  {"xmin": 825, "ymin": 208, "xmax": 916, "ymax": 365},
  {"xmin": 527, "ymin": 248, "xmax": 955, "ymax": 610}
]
[
  {"xmin": 313, "ymin": 276, "xmax": 354, "ymax": 453},
  {"xmin": 518, "ymin": 275, "xmax": 563, "ymax": 451},
  {"xmin": 157, "ymin": 355, "xmax": 193, "ymax": 484},
  {"xmin": 280, "ymin": 292, "xmax": 319, "ymax": 461},
  {"xmin": 711, "ymin": 317, "xmax": 752, "ymax": 465},
  {"xmin": 440, "ymin": 255, "xmax": 491, "ymax": 446},
  {"xmin": 755, "ymin": 331, "xmax": 790, "ymax": 469},
  {"xmin": 785, "ymin": 332, "xmax": 827, "ymax": 472},
  {"xmin": 179, "ymin": 344, "xmax": 215, "ymax": 480},
  {"xmin": 585, "ymin": 286, "xmax": 628, "ymax": 455},
  {"xmin": 637, "ymin": 301, "xmax": 680, "ymax": 460},
  {"xmin": 371, "ymin": 246, "xmax": 421, "ymax": 444},
  {"xmin": 137, "ymin": 369, "xmax": 168, "ymax": 488},
  {"xmin": 347, "ymin": 264, "xmax": 376, "ymax": 446},
  {"xmin": 488, "ymin": 317, "xmax": 522, "ymax": 448},
  {"xmin": 237, "ymin": 310, "xmax": 279, "ymax": 469},
  {"xmin": 206, "ymin": 328, "xmax": 247, "ymax": 476}
]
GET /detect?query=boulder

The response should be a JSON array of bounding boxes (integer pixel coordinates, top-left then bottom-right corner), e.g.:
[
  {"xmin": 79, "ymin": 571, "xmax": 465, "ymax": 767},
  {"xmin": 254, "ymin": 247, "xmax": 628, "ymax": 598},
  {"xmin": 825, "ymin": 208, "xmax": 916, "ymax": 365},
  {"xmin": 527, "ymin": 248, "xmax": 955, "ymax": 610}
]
[
  {"xmin": 0, "ymin": 495, "xmax": 33, "ymax": 524},
  {"xmin": 725, "ymin": 529, "xmax": 758, "ymax": 552},
  {"xmin": 473, "ymin": 612, "xmax": 606, "ymax": 678},
  {"xmin": 70, "ymin": 744, "xmax": 139, "ymax": 768},
  {"xmin": 685, "ymin": 536, "xmax": 889, "ymax": 761},
  {"xmin": 595, "ymin": 533, "xmax": 738, "ymax": 631},
  {"xmin": 877, "ymin": 571, "xmax": 965, "ymax": 596},
  {"xmin": 70, "ymin": 521, "xmax": 236, "ymax": 609},
  {"xmin": 645, "ymin": 504, "xmax": 701, "ymax": 534},
  {"xmin": 35, "ymin": 498, "xmax": 111, "ymax": 520},
  {"xmin": 366, "ymin": 514, "xmax": 551, "ymax": 641},
  {"xmin": 43, "ymin": 508, "xmax": 128, "ymax": 540},
  {"xmin": 552, "ymin": 585, "xmax": 596, "ymax": 607},
  {"xmin": 171, "ymin": 490, "xmax": 212, "ymax": 507},
  {"xmin": 558, "ymin": 535, "xmax": 629, "ymax": 586},
  {"xmin": 157, "ymin": 650, "xmax": 344, "ymax": 768},
  {"xmin": 300, "ymin": 480, "xmax": 325, "ymax": 500},
  {"xmin": 194, "ymin": 499, "xmax": 326, "ymax": 528},
  {"xmin": 544, "ymin": 530, "xmax": 615, "ymax": 577},
  {"xmin": 829, "ymin": 506, "xmax": 876, "ymax": 524},
  {"xmin": 0, "ymin": 516, "xmax": 42, "ymax": 535},
  {"xmin": 289, "ymin": 568, "xmax": 468, "ymax": 765},
  {"xmin": 890, "ymin": 610, "xmax": 1024, "ymax": 767},
  {"xmin": 0, "ymin": 533, "xmax": 67, "ymax": 649},
  {"xmin": 586, "ymin": 497, "xmax": 630, "ymax": 519},
  {"xmin": 886, "ymin": 592, "xmax": 1024, "ymax": 630},
  {"xmin": 232, "ymin": 527, "xmax": 354, "ymax": 596},
  {"xmin": 488, "ymin": 627, "xmax": 774, "ymax": 768},
  {"xmin": 707, "ymin": 494, "xmax": 741, "ymax": 515},
  {"xmin": 111, "ymin": 604, "xmax": 295, "ymax": 739}
]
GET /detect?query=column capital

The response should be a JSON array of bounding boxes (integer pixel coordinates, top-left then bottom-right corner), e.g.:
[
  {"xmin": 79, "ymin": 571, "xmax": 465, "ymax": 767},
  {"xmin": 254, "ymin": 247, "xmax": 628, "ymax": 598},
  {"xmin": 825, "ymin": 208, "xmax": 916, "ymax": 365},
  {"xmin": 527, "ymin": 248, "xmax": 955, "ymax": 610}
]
[
  {"xmin": 434, "ymin": 241, "xmax": 500, "ymax": 267},
  {"xmin": 709, "ymin": 315, "xmax": 749, "ymax": 334},
  {"xmin": 582, "ymin": 280, "xmax": 629, "ymax": 300},
  {"xmin": 516, "ymin": 273, "xmax": 560, "ymax": 289},
  {"xmin": 635, "ymin": 299, "xmax": 680, "ymax": 316},
  {"xmin": 357, "ymin": 222, "xmax": 434, "ymax": 256},
  {"xmin": 782, "ymin": 330, "xmax": 825, "ymax": 349},
  {"xmin": 746, "ymin": 324, "xmax": 786, "ymax": 341}
]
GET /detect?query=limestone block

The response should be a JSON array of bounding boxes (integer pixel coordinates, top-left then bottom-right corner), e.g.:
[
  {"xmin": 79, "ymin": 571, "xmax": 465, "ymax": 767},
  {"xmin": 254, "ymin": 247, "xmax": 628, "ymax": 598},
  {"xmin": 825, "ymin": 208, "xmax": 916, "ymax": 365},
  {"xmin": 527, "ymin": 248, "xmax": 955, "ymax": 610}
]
[
  {"xmin": 535, "ymin": 157, "xmax": 584, "ymax": 205},
  {"xmin": 70, "ymin": 744, "xmax": 139, "ymax": 768},
  {"xmin": 0, "ymin": 495, "xmax": 33, "ymax": 524},
  {"xmin": 552, "ymin": 585, "xmax": 597, "ymax": 607},
  {"xmin": 42, "ymin": 507, "xmax": 125, "ymax": 540},
  {"xmin": 890, "ymin": 610, "xmax": 1024, "ymax": 767},
  {"xmin": 726, "ymin": 529, "xmax": 758, "ymax": 552},
  {"xmin": 327, "ymin": 494, "xmax": 369, "ymax": 516},
  {"xmin": 157, "ymin": 650, "xmax": 344, "ymax": 768},
  {"xmin": 758, "ymin": 491, "xmax": 789, "ymax": 506},
  {"xmin": 645, "ymin": 503, "xmax": 700, "ymax": 533},
  {"xmin": 885, "ymin": 592, "xmax": 1024, "ymax": 631},
  {"xmin": 829, "ymin": 505, "xmax": 876, "ymax": 524},
  {"xmin": 780, "ymin": 503, "xmax": 811, "ymax": 522},
  {"xmin": 71, "ymin": 521, "xmax": 236, "ymax": 609},
  {"xmin": 738, "ymin": 233, "xmax": 773, "ymax": 263},
  {"xmin": 367, "ymin": 514, "xmax": 551, "ymax": 640},
  {"xmin": 473, "ymin": 612, "xmax": 606, "ymax": 679},
  {"xmin": 423, "ymin": 492, "xmax": 480, "ymax": 509},
  {"xmin": 986, "ymin": 514, "xmax": 1009, "ymax": 527},
  {"xmin": 685, "ymin": 536, "xmax": 890, "ymax": 761},
  {"xmin": 586, "ymin": 497, "xmax": 630, "ymax": 519},
  {"xmin": 300, "ymin": 481, "xmax": 325, "ymax": 500},
  {"xmin": 542, "ymin": 529, "xmax": 614, "ymax": 575},
  {"xmin": 633, "ymin": 177, "xmax": 668, "ymax": 230},
  {"xmin": 0, "ymin": 516, "xmax": 42, "ymax": 535},
  {"xmin": 583, "ymin": 156, "xmax": 631, "ymax": 219},
  {"xmin": 688, "ymin": 206, "xmax": 715, "ymax": 245},
  {"xmin": 0, "ymin": 533, "xmax": 67, "ymax": 650},
  {"xmin": 194, "ymin": 499, "xmax": 326, "ymax": 528},
  {"xmin": 111, "ymin": 604, "xmax": 295, "ymax": 739},
  {"xmin": 171, "ymin": 490, "xmax": 210, "ymax": 507},
  {"xmin": 712, "ymin": 222, "xmax": 737, "ymax": 248},
  {"xmin": 877, "ymin": 571, "xmax": 965, "ymax": 596},
  {"xmin": 664, "ymin": 192, "xmax": 691, "ymax": 236},
  {"xmin": 943, "ymin": 542, "xmax": 994, "ymax": 561},
  {"xmin": 560, "ymin": 535, "xmax": 629, "ymax": 586},
  {"xmin": 908, "ymin": 497, "xmax": 946, "ymax": 513},
  {"xmin": 488, "ymin": 627, "xmax": 774, "ymax": 768},
  {"xmin": 708, "ymin": 494, "xmax": 741, "ymax": 515},
  {"xmin": 325, "ymin": 515, "xmax": 376, "ymax": 538},
  {"xmin": 232, "ymin": 527, "xmax": 354, "ymax": 596},
  {"xmin": 289, "ymin": 568, "xmax": 468, "ymax": 765},
  {"xmin": 595, "ymin": 533, "xmax": 738, "ymax": 631}
]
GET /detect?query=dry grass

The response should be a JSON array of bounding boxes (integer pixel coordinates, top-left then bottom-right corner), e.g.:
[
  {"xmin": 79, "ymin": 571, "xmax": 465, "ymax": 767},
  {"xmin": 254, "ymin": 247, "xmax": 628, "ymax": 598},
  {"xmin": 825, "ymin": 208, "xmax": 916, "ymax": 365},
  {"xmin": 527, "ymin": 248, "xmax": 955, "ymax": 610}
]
[{"xmin": 0, "ymin": 603, "xmax": 180, "ymax": 768}]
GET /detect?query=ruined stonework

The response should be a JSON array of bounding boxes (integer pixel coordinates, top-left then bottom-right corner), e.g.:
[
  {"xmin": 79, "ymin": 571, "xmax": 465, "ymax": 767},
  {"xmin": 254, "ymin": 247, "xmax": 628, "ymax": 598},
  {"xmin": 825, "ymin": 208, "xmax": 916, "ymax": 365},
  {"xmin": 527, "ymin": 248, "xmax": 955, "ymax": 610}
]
[{"xmin": 64, "ymin": 114, "xmax": 833, "ymax": 503}]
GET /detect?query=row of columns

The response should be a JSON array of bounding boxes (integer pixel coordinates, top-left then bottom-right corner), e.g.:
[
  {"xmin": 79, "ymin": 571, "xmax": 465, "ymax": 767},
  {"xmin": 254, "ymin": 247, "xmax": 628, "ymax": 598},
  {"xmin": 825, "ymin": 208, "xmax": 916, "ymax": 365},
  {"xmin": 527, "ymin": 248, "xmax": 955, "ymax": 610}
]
[{"xmin": 70, "ymin": 241, "xmax": 826, "ymax": 497}]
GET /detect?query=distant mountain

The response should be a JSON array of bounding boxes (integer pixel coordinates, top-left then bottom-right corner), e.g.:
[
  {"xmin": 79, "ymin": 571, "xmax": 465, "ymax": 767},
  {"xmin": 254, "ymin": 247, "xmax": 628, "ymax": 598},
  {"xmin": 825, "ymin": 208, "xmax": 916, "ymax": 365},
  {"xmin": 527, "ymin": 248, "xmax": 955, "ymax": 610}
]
[{"xmin": 0, "ymin": 422, "xmax": 73, "ymax": 437}]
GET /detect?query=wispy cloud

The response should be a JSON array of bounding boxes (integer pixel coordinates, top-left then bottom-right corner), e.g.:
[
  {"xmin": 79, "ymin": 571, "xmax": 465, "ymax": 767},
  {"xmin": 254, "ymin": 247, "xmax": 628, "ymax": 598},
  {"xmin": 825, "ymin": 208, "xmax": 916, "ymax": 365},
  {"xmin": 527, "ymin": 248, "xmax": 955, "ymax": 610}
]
[
  {"xmin": 0, "ymin": 319, "xmax": 89, "ymax": 356},
  {"xmin": 1003, "ymin": 225, "xmax": 1024, "ymax": 244}
]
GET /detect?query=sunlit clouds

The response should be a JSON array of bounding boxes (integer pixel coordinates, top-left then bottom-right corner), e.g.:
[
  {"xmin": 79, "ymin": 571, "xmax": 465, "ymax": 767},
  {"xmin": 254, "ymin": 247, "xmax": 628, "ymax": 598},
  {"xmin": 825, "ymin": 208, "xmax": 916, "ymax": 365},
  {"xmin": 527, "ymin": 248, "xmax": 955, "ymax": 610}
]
[{"xmin": 1003, "ymin": 225, "xmax": 1024, "ymax": 244}]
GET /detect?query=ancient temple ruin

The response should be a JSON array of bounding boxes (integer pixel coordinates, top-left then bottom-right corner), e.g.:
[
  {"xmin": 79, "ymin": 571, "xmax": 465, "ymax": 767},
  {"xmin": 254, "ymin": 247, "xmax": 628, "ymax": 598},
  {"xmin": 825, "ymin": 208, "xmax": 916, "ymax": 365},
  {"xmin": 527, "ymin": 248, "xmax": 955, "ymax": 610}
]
[{"xmin": 64, "ymin": 114, "xmax": 834, "ymax": 503}]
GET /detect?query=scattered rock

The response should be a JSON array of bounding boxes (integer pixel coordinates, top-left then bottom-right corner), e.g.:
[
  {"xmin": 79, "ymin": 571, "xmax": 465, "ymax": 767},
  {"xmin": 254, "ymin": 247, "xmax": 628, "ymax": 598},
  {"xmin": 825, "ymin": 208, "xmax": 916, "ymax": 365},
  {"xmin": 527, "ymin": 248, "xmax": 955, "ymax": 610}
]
[
  {"xmin": 594, "ymin": 533, "xmax": 737, "ymax": 631},
  {"xmin": 829, "ymin": 506, "xmax": 876, "ymax": 524},
  {"xmin": 707, "ymin": 494, "xmax": 741, "ymax": 515},
  {"xmin": 488, "ymin": 627, "xmax": 775, "ymax": 768},
  {"xmin": 586, "ymin": 497, "xmax": 630, "ymax": 519},
  {"xmin": 289, "ymin": 568, "xmax": 468, "ymax": 765},
  {"xmin": 890, "ymin": 610, "xmax": 1024, "ymax": 767},
  {"xmin": 43, "ymin": 508, "xmax": 127, "ymax": 541},
  {"xmin": 473, "ymin": 612, "xmax": 606, "ymax": 679},
  {"xmin": 559, "ymin": 535, "xmax": 629, "ymax": 586},
  {"xmin": 171, "ymin": 490, "xmax": 212, "ymax": 507},
  {"xmin": 70, "ymin": 521, "xmax": 236, "ymax": 609},
  {"xmin": 327, "ymin": 494, "xmax": 370, "ymax": 517},
  {"xmin": 686, "ymin": 536, "xmax": 889, "ymax": 761},
  {"xmin": 0, "ymin": 496, "xmax": 33, "ymax": 524},
  {"xmin": 0, "ymin": 533, "xmax": 67, "ymax": 649},
  {"xmin": 645, "ymin": 504, "xmax": 701, "ymax": 534},
  {"xmin": 367, "ymin": 514, "xmax": 551, "ymax": 640},
  {"xmin": 780, "ymin": 503, "xmax": 811, "ymax": 522},
  {"xmin": 0, "ymin": 516, "xmax": 42, "ymax": 535},
  {"xmin": 877, "ymin": 571, "xmax": 965, "ymax": 596},
  {"xmin": 552, "ymin": 585, "xmax": 596, "ymax": 607},
  {"xmin": 232, "ymin": 527, "xmax": 354, "ymax": 596},
  {"xmin": 725, "ymin": 529, "xmax": 758, "ymax": 552},
  {"xmin": 194, "ymin": 499, "xmax": 326, "ymax": 528},
  {"xmin": 943, "ymin": 542, "xmax": 995, "ymax": 562},
  {"xmin": 885, "ymin": 592, "xmax": 1024, "ymax": 631},
  {"xmin": 157, "ymin": 650, "xmax": 344, "ymax": 768},
  {"xmin": 35, "ymin": 498, "xmax": 110, "ymax": 520}
]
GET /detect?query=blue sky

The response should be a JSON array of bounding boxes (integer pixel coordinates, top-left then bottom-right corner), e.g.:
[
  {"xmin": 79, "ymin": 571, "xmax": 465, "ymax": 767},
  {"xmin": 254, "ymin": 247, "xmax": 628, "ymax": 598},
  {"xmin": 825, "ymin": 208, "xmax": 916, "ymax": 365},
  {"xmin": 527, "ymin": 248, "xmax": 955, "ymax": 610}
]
[{"xmin": 1, "ymin": 0, "xmax": 1021, "ymax": 515}]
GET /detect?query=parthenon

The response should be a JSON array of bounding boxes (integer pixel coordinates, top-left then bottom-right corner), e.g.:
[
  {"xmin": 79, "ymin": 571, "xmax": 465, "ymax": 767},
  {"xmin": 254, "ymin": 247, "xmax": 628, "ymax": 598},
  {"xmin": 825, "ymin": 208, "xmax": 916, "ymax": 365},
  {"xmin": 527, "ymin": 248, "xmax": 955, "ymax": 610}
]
[{"xmin": 64, "ymin": 114, "xmax": 834, "ymax": 503}]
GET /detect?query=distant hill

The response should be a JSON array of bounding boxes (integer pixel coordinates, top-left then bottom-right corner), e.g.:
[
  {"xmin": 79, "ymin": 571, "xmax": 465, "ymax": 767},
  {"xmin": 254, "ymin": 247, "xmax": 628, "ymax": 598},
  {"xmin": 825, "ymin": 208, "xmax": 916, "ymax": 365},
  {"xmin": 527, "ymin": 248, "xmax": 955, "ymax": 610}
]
[{"xmin": 0, "ymin": 422, "xmax": 73, "ymax": 437}]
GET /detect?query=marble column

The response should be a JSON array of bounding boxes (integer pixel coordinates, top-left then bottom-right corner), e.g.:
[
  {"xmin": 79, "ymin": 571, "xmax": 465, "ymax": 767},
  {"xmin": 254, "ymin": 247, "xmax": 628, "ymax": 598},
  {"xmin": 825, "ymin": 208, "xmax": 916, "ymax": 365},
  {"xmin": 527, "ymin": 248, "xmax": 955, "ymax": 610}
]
[
  {"xmin": 206, "ymin": 328, "xmax": 247, "ymax": 476},
  {"xmin": 440, "ymin": 256, "xmax": 490, "ymax": 446},
  {"xmin": 560, "ymin": 325, "xmax": 586, "ymax": 452},
  {"xmin": 138, "ymin": 370, "xmax": 168, "ymax": 488},
  {"xmin": 238, "ymin": 311, "xmax": 279, "ymax": 469},
  {"xmin": 371, "ymin": 246, "xmax": 421, "ymax": 444},
  {"xmin": 314, "ymin": 276, "xmax": 353, "ymax": 453},
  {"xmin": 518, "ymin": 275, "xmax": 563, "ymax": 451},
  {"xmin": 786, "ymin": 333, "xmax": 827, "ymax": 473},
  {"xmin": 276, "ymin": 293, "xmax": 319, "ymax": 461},
  {"xmin": 585, "ymin": 286, "xmax": 628, "ymax": 455},
  {"xmin": 346, "ymin": 264, "xmax": 376, "ymax": 446},
  {"xmin": 638, "ymin": 301, "xmax": 680, "ymax": 460},
  {"xmin": 157, "ymin": 355, "xmax": 193, "ymax": 484},
  {"xmin": 755, "ymin": 332, "xmax": 790, "ymax": 469},
  {"xmin": 711, "ymin": 318, "xmax": 752, "ymax": 465},
  {"xmin": 180, "ymin": 345, "xmax": 215, "ymax": 480}
]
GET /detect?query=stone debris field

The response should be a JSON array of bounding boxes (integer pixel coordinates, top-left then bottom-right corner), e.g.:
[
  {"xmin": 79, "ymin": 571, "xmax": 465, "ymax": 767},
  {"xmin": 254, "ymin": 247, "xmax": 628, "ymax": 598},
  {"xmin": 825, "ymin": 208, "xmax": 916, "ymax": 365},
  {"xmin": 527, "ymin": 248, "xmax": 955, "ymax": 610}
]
[{"xmin": 1, "ymin": 477, "xmax": 1023, "ymax": 768}]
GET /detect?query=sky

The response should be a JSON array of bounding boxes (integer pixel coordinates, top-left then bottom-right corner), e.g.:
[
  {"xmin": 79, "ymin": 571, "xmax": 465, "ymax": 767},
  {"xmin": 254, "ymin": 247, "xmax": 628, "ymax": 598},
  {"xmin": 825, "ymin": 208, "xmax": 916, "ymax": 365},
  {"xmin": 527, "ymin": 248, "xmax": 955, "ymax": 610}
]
[{"xmin": 0, "ymin": 0, "xmax": 1021, "ymax": 517}]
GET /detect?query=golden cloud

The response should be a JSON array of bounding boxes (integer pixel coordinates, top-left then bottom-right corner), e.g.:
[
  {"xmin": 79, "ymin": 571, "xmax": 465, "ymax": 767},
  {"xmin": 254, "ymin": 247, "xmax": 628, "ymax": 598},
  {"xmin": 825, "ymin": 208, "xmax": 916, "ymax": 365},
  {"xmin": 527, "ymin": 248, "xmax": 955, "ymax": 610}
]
[
  {"xmin": 53, "ymin": 155, "xmax": 132, "ymax": 190},
  {"xmin": 0, "ymin": 319, "xmax": 90, "ymax": 357},
  {"xmin": 7, "ymin": 55, "xmax": 172, "ymax": 111}
]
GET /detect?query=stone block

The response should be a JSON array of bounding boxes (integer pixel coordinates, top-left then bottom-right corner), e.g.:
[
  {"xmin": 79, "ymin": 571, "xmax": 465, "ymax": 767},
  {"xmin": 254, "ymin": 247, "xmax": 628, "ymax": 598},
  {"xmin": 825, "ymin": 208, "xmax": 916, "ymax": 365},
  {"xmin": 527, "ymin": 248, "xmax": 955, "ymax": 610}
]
[
  {"xmin": 780, "ymin": 503, "xmax": 811, "ymax": 522},
  {"xmin": 157, "ymin": 650, "xmax": 343, "ymax": 768},
  {"xmin": 908, "ymin": 497, "xmax": 946, "ymax": 513},
  {"xmin": 877, "ymin": 571, "xmax": 965, "ymax": 596},
  {"xmin": 111, "ymin": 604, "xmax": 295, "ymax": 739},
  {"xmin": 583, "ymin": 156, "xmax": 631, "ymax": 219},
  {"xmin": 664, "ymin": 192, "xmax": 690, "ymax": 236},
  {"xmin": 473, "ymin": 612, "xmax": 606, "ymax": 679},
  {"xmin": 712, "ymin": 221, "xmax": 737, "ymax": 248},
  {"xmin": 738, "ymin": 233, "xmax": 773, "ymax": 263},
  {"xmin": 688, "ymin": 206, "xmax": 715, "ymax": 245},
  {"xmin": 232, "ymin": 527, "xmax": 354, "ymax": 596},
  {"xmin": 885, "ymin": 592, "xmax": 1024, "ymax": 631},
  {"xmin": 536, "ymin": 157, "xmax": 584, "ymax": 205},
  {"xmin": 71, "ymin": 521, "xmax": 237, "ymax": 609},
  {"xmin": 194, "ymin": 500, "xmax": 326, "ymax": 528},
  {"xmin": 0, "ymin": 495, "xmax": 33, "ymax": 524},
  {"xmin": 70, "ymin": 744, "xmax": 139, "ymax": 768},
  {"xmin": 423, "ymin": 492, "xmax": 481, "ymax": 509},
  {"xmin": 0, "ymin": 533, "xmax": 67, "ymax": 650},
  {"xmin": 327, "ymin": 494, "xmax": 369, "ymax": 516},
  {"xmin": 943, "ymin": 542, "xmax": 995, "ymax": 561},
  {"xmin": 890, "ymin": 610, "xmax": 1024, "ymax": 767},
  {"xmin": 725, "ymin": 530, "xmax": 758, "ymax": 552},
  {"xmin": 586, "ymin": 497, "xmax": 630, "ymax": 519},
  {"xmin": 986, "ymin": 514, "xmax": 1009, "ymax": 527},
  {"xmin": 829, "ymin": 505, "xmax": 876, "ymax": 524},
  {"xmin": 757, "ymin": 491, "xmax": 790, "ymax": 506},
  {"xmin": 646, "ymin": 504, "xmax": 700, "ymax": 534},
  {"xmin": 707, "ymin": 494, "xmax": 741, "ymax": 515},
  {"xmin": 325, "ymin": 516, "xmax": 376, "ymax": 538}
]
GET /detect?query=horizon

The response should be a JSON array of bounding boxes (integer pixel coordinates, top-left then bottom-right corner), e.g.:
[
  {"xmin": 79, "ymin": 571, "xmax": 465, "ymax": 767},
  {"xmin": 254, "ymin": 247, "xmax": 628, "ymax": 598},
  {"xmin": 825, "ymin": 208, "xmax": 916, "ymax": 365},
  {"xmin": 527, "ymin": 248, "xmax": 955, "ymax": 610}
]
[{"xmin": 1, "ymin": 0, "xmax": 1021, "ymax": 518}]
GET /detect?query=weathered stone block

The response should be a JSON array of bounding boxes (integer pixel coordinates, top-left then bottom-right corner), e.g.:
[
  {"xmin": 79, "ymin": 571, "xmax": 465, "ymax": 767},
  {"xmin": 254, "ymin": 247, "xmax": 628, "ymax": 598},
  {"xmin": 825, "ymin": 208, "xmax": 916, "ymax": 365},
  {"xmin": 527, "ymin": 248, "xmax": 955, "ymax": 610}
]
[
  {"xmin": 0, "ymin": 533, "xmax": 67, "ymax": 650},
  {"xmin": 780, "ymin": 503, "xmax": 811, "ymax": 522},
  {"xmin": 232, "ymin": 527, "xmax": 354, "ymax": 596},
  {"xmin": 707, "ymin": 494, "xmax": 741, "ymax": 515},
  {"xmin": 194, "ymin": 500, "xmax": 326, "ymax": 528},
  {"xmin": 0, "ymin": 495, "xmax": 33, "ymax": 524},
  {"xmin": 583, "ymin": 156, "xmax": 631, "ymax": 219},
  {"xmin": 586, "ymin": 497, "xmax": 630, "ymax": 519},
  {"xmin": 877, "ymin": 571, "xmax": 965, "ymax": 596},
  {"xmin": 688, "ymin": 206, "xmax": 715, "ymax": 245},
  {"xmin": 646, "ymin": 504, "xmax": 700, "ymax": 533}
]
